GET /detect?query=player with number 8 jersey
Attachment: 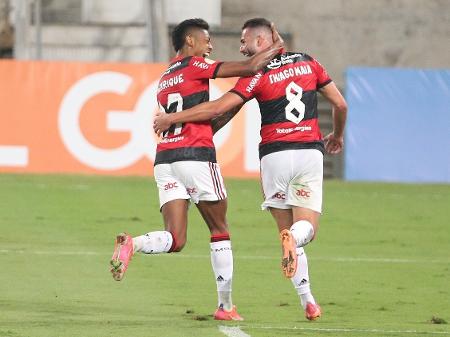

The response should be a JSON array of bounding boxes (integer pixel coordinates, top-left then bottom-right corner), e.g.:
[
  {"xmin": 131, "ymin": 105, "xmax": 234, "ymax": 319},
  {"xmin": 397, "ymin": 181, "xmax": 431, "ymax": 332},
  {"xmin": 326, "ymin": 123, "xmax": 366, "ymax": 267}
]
[{"xmin": 230, "ymin": 52, "xmax": 331, "ymax": 159}]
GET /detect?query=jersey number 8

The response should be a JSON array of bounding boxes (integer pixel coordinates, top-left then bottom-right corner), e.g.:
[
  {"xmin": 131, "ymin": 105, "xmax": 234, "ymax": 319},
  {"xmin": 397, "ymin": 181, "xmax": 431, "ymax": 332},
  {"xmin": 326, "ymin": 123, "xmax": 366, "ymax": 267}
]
[{"xmin": 285, "ymin": 81, "xmax": 306, "ymax": 124}]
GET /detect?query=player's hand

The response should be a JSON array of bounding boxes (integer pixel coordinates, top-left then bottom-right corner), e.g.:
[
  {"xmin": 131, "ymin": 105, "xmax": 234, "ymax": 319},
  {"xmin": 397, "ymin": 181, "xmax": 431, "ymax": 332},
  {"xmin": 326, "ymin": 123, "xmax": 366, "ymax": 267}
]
[
  {"xmin": 324, "ymin": 132, "xmax": 344, "ymax": 154},
  {"xmin": 153, "ymin": 112, "xmax": 172, "ymax": 136},
  {"xmin": 270, "ymin": 22, "xmax": 284, "ymax": 47}
]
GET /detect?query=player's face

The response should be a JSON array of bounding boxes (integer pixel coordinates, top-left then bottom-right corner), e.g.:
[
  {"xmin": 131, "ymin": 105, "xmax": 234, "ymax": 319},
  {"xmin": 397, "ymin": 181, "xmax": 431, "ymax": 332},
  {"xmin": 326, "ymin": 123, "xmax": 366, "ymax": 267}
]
[
  {"xmin": 240, "ymin": 28, "xmax": 259, "ymax": 57},
  {"xmin": 190, "ymin": 29, "xmax": 213, "ymax": 57}
]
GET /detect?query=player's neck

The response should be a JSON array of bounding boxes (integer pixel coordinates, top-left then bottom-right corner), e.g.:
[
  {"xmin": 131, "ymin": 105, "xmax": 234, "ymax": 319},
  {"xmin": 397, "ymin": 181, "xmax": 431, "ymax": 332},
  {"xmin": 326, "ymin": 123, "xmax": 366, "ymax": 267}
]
[{"xmin": 176, "ymin": 47, "xmax": 198, "ymax": 59}]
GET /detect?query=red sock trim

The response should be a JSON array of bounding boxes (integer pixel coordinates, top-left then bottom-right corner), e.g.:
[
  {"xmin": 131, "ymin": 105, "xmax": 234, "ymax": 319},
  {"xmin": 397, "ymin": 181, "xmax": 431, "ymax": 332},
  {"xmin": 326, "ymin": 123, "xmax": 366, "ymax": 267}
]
[
  {"xmin": 210, "ymin": 233, "xmax": 230, "ymax": 242},
  {"xmin": 168, "ymin": 232, "xmax": 177, "ymax": 252}
]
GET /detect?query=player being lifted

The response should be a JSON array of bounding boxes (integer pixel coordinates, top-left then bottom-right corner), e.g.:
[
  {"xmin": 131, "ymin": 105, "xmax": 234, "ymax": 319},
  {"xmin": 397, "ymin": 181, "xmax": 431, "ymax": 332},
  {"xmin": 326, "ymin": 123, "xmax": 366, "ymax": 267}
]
[
  {"xmin": 110, "ymin": 18, "xmax": 283, "ymax": 321},
  {"xmin": 153, "ymin": 18, "xmax": 347, "ymax": 321}
]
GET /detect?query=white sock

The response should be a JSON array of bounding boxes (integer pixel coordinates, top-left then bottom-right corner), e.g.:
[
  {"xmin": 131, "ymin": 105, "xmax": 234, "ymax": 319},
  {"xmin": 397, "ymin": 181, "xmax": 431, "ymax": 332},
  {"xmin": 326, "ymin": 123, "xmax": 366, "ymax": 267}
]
[
  {"xmin": 132, "ymin": 231, "xmax": 173, "ymax": 254},
  {"xmin": 290, "ymin": 247, "xmax": 316, "ymax": 309},
  {"xmin": 290, "ymin": 220, "xmax": 314, "ymax": 247},
  {"xmin": 210, "ymin": 240, "xmax": 233, "ymax": 311}
]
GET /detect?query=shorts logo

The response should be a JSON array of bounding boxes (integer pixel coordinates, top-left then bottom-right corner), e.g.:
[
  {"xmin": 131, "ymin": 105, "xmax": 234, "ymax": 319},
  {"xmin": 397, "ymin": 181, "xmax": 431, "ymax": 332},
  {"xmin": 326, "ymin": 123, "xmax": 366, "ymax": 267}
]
[
  {"xmin": 164, "ymin": 182, "xmax": 178, "ymax": 190},
  {"xmin": 186, "ymin": 187, "xmax": 197, "ymax": 195},
  {"xmin": 296, "ymin": 189, "xmax": 310, "ymax": 198},
  {"xmin": 273, "ymin": 192, "xmax": 286, "ymax": 200}
]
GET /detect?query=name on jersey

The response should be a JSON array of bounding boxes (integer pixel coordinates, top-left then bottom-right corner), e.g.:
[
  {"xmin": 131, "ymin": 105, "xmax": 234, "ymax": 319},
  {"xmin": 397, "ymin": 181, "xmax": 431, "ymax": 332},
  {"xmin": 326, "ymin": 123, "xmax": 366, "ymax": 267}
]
[
  {"xmin": 157, "ymin": 74, "xmax": 184, "ymax": 93},
  {"xmin": 192, "ymin": 60, "xmax": 210, "ymax": 69},
  {"xmin": 276, "ymin": 125, "xmax": 312, "ymax": 134},
  {"xmin": 269, "ymin": 65, "xmax": 312, "ymax": 84},
  {"xmin": 246, "ymin": 73, "xmax": 262, "ymax": 93}
]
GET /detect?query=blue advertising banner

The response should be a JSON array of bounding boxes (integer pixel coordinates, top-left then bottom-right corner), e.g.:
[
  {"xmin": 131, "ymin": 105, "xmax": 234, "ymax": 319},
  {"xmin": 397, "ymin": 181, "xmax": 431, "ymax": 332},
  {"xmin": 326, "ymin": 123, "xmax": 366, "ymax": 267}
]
[{"xmin": 345, "ymin": 67, "xmax": 450, "ymax": 183}]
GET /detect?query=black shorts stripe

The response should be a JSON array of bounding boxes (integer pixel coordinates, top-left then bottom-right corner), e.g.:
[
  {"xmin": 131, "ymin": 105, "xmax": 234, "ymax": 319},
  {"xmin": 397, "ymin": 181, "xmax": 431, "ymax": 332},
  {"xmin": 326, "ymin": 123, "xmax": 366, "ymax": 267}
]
[
  {"xmin": 154, "ymin": 147, "xmax": 216, "ymax": 165},
  {"xmin": 259, "ymin": 141, "xmax": 325, "ymax": 159}
]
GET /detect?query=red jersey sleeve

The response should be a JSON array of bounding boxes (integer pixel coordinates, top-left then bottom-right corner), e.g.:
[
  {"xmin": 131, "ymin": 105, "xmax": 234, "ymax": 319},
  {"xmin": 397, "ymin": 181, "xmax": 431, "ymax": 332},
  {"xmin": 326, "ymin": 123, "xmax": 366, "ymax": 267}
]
[
  {"xmin": 229, "ymin": 72, "xmax": 264, "ymax": 102},
  {"xmin": 311, "ymin": 57, "xmax": 332, "ymax": 89},
  {"xmin": 187, "ymin": 56, "xmax": 223, "ymax": 80}
]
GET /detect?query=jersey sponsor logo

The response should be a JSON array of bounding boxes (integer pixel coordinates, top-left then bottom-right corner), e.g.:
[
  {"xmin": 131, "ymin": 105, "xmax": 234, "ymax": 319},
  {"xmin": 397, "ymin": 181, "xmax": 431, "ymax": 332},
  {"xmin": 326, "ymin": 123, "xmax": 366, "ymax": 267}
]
[
  {"xmin": 267, "ymin": 53, "xmax": 304, "ymax": 69},
  {"xmin": 157, "ymin": 73, "xmax": 184, "ymax": 93},
  {"xmin": 159, "ymin": 136, "xmax": 185, "ymax": 144},
  {"xmin": 246, "ymin": 73, "xmax": 262, "ymax": 93},
  {"xmin": 164, "ymin": 182, "xmax": 178, "ymax": 190},
  {"xmin": 296, "ymin": 189, "xmax": 310, "ymax": 198},
  {"xmin": 192, "ymin": 60, "xmax": 210, "ymax": 69},
  {"xmin": 276, "ymin": 126, "xmax": 312, "ymax": 134},
  {"xmin": 269, "ymin": 65, "xmax": 312, "ymax": 84},
  {"xmin": 162, "ymin": 61, "xmax": 182, "ymax": 75}
]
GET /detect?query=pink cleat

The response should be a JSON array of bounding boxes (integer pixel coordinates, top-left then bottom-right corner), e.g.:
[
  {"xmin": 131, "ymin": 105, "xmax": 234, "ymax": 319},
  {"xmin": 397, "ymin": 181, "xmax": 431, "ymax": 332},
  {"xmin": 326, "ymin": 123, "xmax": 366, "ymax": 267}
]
[
  {"xmin": 280, "ymin": 229, "xmax": 297, "ymax": 278},
  {"xmin": 214, "ymin": 305, "xmax": 244, "ymax": 321},
  {"xmin": 305, "ymin": 302, "xmax": 321, "ymax": 321},
  {"xmin": 110, "ymin": 233, "xmax": 134, "ymax": 281}
]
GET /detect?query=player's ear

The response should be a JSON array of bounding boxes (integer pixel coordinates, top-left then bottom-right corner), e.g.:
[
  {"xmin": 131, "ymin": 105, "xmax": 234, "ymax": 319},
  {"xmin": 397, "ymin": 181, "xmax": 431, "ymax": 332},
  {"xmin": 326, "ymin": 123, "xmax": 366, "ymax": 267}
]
[
  {"xmin": 256, "ymin": 35, "xmax": 263, "ymax": 47},
  {"xmin": 186, "ymin": 34, "xmax": 194, "ymax": 48}
]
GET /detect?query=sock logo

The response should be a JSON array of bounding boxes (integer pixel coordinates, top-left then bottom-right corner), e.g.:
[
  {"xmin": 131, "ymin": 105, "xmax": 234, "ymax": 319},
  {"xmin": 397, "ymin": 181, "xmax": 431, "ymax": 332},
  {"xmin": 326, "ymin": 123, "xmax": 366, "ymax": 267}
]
[
  {"xmin": 211, "ymin": 247, "xmax": 231, "ymax": 252},
  {"xmin": 298, "ymin": 278, "xmax": 308, "ymax": 286},
  {"xmin": 216, "ymin": 275, "xmax": 225, "ymax": 282}
]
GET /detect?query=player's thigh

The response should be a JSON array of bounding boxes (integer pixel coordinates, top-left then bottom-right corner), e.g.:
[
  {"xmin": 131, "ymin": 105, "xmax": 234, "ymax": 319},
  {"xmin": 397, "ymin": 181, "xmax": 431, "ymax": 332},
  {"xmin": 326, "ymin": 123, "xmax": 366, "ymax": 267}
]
[
  {"xmin": 161, "ymin": 199, "xmax": 189, "ymax": 247},
  {"xmin": 260, "ymin": 152, "xmax": 293, "ymax": 210},
  {"xmin": 154, "ymin": 163, "xmax": 190, "ymax": 209},
  {"xmin": 286, "ymin": 149, "xmax": 323, "ymax": 214},
  {"xmin": 196, "ymin": 199, "xmax": 228, "ymax": 235}
]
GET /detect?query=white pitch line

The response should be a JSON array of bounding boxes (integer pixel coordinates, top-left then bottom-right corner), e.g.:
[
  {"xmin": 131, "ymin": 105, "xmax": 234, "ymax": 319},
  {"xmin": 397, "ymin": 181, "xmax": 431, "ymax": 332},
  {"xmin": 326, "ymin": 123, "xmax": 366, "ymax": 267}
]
[
  {"xmin": 0, "ymin": 249, "xmax": 449, "ymax": 264},
  {"xmin": 243, "ymin": 325, "xmax": 450, "ymax": 335},
  {"xmin": 218, "ymin": 325, "xmax": 251, "ymax": 337}
]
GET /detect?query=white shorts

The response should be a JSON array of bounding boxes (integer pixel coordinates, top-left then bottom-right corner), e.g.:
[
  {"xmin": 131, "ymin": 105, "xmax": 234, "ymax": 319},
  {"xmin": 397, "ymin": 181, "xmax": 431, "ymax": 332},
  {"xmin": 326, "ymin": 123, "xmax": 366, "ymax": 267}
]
[
  {"xmin": 260, "ymin": 149, "xmax": 323, "ymax": 213},
  {"xmin": 154, "ymin": 161, "xmax": 227, "ymax": 208}
]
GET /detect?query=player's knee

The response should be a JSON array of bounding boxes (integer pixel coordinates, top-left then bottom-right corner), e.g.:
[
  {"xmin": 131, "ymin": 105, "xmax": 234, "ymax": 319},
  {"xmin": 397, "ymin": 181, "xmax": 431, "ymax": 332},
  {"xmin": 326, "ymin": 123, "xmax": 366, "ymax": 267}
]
[
  {"xmin": 167, "ymin": 232, "xmax": 186, "ymax": 252},
  {"xmin": 171, "ymin": 240, "xmax": 186, "ymax": 252}
]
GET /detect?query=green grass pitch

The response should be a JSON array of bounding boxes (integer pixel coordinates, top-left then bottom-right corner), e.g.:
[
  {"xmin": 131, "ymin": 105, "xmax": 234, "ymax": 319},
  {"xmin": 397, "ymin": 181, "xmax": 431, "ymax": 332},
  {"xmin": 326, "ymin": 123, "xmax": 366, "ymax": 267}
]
[{"xmin": 0, "ymin": 174, "xmax": 448, "ymax": 337}]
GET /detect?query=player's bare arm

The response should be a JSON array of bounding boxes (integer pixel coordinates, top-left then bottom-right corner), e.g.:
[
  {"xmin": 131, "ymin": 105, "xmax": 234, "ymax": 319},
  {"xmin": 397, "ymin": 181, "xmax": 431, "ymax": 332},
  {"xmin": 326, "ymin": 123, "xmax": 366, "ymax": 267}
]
[
  {"xmin": 153, "ymin": 92, "xmax": 244, "ymax": 136},
  {"xmin": 319, "ymin": 82, "xmax": 348, "ymax": 154},
  {"xmin": 215, "ymin": 23, "xmax": 283, "ymax": 78},
  {"xmin": 211, "ymin": 103, "xmax": 244, "ymax": 134}
]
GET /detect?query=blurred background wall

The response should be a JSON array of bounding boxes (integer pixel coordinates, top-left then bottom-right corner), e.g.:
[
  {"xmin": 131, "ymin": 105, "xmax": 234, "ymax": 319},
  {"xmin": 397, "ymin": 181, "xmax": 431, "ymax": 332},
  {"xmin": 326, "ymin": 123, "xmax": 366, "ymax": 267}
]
[{"xmin": 1, "ymin": 0, "xmax": 449, "ymax": 181}]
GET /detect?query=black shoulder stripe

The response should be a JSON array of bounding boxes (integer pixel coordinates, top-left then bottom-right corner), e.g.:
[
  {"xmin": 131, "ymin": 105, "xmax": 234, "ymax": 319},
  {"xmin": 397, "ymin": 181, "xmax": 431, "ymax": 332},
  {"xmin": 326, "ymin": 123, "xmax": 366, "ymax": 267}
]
[
  {"xmin": 317, "ymin": 78, "xmax": 332, "ymax": 89},
  {"xmin": 229, "ymin": 89, "xmax": 250, "ymax": 102},
  {"xmin": 212, "ymin": 62, "xmax": 223, "ymax": 79}
]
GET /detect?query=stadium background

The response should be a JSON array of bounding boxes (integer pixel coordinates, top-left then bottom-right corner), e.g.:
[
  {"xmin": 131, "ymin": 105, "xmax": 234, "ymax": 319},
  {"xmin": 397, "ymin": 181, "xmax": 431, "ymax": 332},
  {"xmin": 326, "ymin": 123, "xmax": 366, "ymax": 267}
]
[
  {"xmin": 0, "ymin": 2, "xmax": 449, "ymax": 337},
  {"xmin": 1, "ymin": 0, "xmax": 449, "ymax": 182}
]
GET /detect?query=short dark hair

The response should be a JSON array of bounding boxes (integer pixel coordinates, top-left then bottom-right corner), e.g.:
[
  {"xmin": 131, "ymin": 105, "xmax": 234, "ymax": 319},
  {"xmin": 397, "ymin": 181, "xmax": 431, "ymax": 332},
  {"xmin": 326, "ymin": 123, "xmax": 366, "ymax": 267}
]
[
  {"xmin": 171, "ymin": 18, "xmax": 209, "ymax": 52},
  {"xmin": 242, "ymin": 18, "xmax": 272, "ymax": 30}
]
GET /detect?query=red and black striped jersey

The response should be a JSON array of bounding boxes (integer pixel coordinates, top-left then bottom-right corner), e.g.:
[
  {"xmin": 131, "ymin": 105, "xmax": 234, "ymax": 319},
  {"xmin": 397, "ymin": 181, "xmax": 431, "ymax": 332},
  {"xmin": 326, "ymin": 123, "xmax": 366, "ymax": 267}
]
[
  {"xmin": 155, "ymin": 55, "xmax": 223, "ymax": 165},
  {"xmin": 230, "ymin": 52, "xmax": 332, "ymax": 159}
]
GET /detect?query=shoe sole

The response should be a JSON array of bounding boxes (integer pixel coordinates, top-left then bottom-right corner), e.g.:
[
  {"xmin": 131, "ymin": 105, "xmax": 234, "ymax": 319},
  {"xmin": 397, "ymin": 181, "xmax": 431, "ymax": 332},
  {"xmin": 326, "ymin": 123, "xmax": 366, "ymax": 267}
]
[
  {"xmin": 280, "ymin": 230, "xmax": 297, "ymax": 278},
  {"xmin": 110, "ymin": 234, "xmax": 127, "ymax": 281}
]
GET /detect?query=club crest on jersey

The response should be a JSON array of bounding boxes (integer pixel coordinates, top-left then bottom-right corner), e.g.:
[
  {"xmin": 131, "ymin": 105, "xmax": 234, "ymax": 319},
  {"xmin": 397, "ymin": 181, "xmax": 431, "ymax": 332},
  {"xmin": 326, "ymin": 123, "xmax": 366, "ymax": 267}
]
[{"xmin": 267, "ymin": 53, "xmax": 304, "ymax": 69}]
